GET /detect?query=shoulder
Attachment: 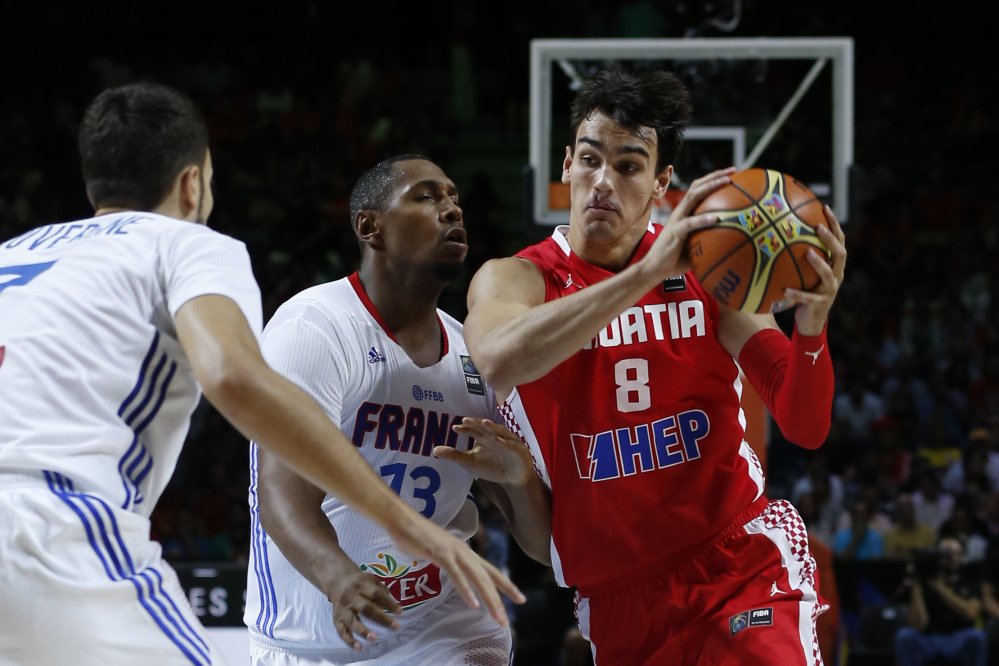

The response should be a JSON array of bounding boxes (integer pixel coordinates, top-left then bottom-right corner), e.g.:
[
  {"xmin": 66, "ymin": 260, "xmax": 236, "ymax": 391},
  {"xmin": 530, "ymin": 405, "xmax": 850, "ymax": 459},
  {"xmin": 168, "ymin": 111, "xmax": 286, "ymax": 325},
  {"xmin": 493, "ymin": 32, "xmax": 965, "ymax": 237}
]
[
  {"xmin": 469, "ymin": 255, "xmax": 547, "ymax": 305},
  {"xmin": 265, "ymin": 278, "xmax": 356, "ymax": 341}
]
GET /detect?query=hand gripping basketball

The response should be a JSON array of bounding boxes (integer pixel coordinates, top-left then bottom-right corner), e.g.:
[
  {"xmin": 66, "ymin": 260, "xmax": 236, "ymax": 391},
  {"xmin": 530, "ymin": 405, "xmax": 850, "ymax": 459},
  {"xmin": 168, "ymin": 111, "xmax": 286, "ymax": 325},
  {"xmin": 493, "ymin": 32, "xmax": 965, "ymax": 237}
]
[
  {"xmin": 784, "ymin": 204, "xmax": 847, "ymax": 335},
  {"xmin": 645, "ymin": 167, "xmax": 737, "ymax": 281}
]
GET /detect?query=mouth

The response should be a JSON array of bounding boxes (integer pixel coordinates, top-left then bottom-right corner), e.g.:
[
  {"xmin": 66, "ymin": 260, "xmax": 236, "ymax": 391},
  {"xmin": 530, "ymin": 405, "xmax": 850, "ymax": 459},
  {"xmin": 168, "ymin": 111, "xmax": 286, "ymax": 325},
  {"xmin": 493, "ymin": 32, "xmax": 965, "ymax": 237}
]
[
  {"xmin": 443, "ymin": 227, "xmax": 468, "ymax": 247},
  {"xmin": 586, "ymin": 201, "xmax": 618, "ymax": 214}
]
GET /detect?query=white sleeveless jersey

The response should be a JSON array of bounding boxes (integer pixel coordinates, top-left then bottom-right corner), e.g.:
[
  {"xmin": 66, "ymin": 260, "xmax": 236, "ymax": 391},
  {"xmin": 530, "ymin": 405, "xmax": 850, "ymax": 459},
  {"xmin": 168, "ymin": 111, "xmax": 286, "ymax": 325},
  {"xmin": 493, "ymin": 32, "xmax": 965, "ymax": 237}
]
[
  {"xmin": 245, "ymin": 273, "xmax": 500, "ymax": 655},
  {"xmin": 0, "ymin": 212, "xmax": 262, "ymax": 516}
]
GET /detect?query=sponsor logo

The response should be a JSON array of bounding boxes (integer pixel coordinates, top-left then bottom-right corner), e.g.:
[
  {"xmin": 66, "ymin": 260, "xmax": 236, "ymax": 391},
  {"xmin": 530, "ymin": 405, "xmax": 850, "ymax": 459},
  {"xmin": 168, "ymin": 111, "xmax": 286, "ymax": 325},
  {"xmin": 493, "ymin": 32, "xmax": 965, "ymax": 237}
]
[
  {"xmin": 460, "ymin": 354, "xmax": 485, "ymax": 396},
  {"xmin": 360, "ymin": 553, "xmax": 442, "ymax": 610},
  {"xmin": 770, "ymin": 581, "xmax": 788, "ymax": 596},
  {"xmin": 662, "ymin": 276, "xmax": 687, "ymax": 293},
  {"xmin": 564, "ymin": 273, "xmax": 584, "ymax": 290},
  {"xmin": 805, "ymin": 345, "xmax": 824, "ymax": 365},
  {"xmin": 570, "ymin": 409, "xmax": 710, "ymax": 482},
  {"xmin": 412, "ymin": 386, "xmax": 444, "ymax": 402},
  {"xmin": 730, "ymin": 607, "xmax": 774, "ymax": 636},
  {"xmin": 368, "ymin": 346, "xmax": 386, "ymax": 363},
  {"xmin": 711, "ymin": 269, "xmax": 741, "ymax": 306}
]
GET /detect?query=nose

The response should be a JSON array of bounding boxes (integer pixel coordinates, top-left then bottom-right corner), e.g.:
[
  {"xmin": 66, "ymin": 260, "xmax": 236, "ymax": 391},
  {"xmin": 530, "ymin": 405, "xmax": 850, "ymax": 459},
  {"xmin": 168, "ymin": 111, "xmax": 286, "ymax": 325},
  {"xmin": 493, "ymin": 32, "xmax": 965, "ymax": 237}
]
[
  {"xmin": 593, "ymin": 164, "xmax": 613, "ymax": 195},
  {"xmin": 442, "ymin": 200, "xmax": 462, "ymax": 226}
]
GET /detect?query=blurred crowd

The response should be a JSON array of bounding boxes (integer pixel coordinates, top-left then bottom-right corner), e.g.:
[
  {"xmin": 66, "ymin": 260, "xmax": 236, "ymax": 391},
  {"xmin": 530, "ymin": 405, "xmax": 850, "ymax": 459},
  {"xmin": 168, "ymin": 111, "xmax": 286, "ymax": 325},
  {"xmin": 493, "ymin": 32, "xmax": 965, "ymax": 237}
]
[{"xmin": 3, "ymin": 1, "xmax": 997, "ymax": 663}]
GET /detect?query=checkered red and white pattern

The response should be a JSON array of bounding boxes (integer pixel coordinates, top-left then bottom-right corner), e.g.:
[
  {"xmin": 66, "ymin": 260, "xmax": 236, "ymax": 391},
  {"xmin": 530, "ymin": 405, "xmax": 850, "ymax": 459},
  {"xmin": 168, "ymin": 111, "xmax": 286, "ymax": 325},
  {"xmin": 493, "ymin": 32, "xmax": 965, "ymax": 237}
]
[{"xmin": 747, "ymin": 500, "xmax": 829, "ymax": 666}]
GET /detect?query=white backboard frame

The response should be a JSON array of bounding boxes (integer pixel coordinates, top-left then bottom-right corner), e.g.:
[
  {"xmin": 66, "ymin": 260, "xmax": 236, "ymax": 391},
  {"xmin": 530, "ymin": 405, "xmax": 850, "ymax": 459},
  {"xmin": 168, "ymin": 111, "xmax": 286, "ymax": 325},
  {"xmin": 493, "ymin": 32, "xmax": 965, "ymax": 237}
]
[{"xmin": 530, "ymin": 37, "xmax": 854, "ymax": 226}]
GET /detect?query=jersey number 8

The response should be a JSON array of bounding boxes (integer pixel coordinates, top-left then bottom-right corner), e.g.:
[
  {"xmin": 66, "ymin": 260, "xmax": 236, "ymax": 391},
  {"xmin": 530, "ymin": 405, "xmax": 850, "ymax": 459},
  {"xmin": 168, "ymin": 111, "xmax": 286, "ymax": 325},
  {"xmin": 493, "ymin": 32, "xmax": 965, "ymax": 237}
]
[{"xmin": 615, "ymin": 358, "xmax": 651, "ymax": 413}]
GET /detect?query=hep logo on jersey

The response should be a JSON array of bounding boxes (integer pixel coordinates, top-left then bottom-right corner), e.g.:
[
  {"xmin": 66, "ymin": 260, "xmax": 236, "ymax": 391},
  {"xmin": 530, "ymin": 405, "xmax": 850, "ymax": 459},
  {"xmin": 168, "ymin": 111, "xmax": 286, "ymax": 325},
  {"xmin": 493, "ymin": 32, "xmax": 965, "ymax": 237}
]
[{"xmin": 570, "ymin": 410, "xmax": 710, "ymax": 482}]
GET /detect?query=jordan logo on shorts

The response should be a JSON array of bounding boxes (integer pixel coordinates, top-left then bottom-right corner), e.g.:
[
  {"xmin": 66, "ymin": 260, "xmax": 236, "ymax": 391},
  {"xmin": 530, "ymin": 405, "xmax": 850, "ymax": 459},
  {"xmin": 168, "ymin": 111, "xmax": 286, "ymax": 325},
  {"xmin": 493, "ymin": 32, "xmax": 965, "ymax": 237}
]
[{"xmin": 770, "ymin": 581, "xmax": 787, "ymax": 596}]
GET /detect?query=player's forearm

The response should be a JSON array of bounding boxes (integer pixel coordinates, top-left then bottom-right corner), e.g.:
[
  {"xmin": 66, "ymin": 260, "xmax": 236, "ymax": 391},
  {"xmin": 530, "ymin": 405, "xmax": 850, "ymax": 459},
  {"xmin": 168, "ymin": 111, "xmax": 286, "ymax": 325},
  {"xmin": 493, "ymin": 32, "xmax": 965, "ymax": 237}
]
[
  {"xmin": 479, "ymin": 477, "xmax": 553, "ymax": 566},
  {"xmin": 257, "ymin": 453, "xmax": 360, "ymax": 596},
  {"xmin": 204, "ymin": 361, "xmax": 415, "ymax": 534},
  {"xmin": 470, "ymin": 260, "xmax": 661, "ymax": 394},
  {"xmin": 737, "ymin": 325, "xmax": 832, "ymax": 449}
]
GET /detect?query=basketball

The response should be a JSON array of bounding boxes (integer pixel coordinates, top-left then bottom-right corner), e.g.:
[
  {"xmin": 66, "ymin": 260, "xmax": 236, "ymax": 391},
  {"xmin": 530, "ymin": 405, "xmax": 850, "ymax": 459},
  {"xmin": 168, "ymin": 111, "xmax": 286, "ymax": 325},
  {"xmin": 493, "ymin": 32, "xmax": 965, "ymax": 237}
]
[{"xmin": 685, "ymin": 168, "xmax": 833, "ymax": 314}]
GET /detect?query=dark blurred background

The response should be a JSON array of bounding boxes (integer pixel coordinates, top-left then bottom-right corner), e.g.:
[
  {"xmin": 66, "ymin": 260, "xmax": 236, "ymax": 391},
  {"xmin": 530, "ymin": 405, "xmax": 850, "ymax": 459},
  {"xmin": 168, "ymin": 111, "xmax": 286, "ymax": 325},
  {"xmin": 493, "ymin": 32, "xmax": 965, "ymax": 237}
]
[{"xmin": 3, "ymin": 1, "xmax": 999, "ymax": 663}]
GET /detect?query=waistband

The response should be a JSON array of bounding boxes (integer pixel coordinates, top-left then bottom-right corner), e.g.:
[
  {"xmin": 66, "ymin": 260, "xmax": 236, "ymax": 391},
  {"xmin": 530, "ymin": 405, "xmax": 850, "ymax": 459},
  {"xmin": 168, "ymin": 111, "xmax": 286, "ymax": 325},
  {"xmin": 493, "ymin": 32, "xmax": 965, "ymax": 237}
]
[{"xmin": 575, "ymin": 494, "xmax": 771, "ymax": 598}]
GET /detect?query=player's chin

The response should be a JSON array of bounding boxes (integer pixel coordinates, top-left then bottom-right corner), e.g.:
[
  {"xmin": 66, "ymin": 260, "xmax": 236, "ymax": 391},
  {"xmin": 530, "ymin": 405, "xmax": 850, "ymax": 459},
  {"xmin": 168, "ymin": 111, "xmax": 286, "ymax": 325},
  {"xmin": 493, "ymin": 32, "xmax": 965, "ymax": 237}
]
[{"xmin": 431, "ymin": 258, "xmax": 465, "ymax": 282}]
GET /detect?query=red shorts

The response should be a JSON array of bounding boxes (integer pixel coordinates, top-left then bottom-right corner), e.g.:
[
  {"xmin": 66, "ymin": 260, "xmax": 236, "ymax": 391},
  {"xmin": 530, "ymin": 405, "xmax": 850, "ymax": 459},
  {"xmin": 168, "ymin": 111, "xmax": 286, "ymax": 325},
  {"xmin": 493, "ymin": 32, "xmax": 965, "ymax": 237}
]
[{"xmin": 574, "ymin": 498, "xmax": 829, "ymax": 666}]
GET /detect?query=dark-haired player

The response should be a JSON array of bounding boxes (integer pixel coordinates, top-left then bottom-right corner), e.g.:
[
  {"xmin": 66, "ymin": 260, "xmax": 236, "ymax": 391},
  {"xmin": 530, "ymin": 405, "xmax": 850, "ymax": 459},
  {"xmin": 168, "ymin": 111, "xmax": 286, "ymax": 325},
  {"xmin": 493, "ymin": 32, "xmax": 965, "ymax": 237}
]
[
  {"xmin": 463, "ymin": 67, "xmax": 848, "ymax": 664},
  {"xmin": 245, "ymin": 154, "xmax": 551, "ymax": 665},
  {"xmin": 0, "ymin": 84, "xmax": 522, "ymax": 665}
]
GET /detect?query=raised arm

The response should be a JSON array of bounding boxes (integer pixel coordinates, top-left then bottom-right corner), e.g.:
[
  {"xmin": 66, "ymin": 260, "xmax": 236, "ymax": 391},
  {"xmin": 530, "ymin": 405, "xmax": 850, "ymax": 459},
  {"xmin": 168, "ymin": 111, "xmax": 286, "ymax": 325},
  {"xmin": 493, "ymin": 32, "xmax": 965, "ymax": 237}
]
[
  {"xmin": 465, "ymin": 170, "xmax": 731, "ymax": 399},
  {"xmin": 257, "ymin": 450, "xmax": 401, "ymax": 650},
  {"xmin": 717, "ymin": 204, "xmax": 846, "ymax": 450},
  {"xmin": 174, "ymin": 294, "xmax": 523, "ymax": 625}
]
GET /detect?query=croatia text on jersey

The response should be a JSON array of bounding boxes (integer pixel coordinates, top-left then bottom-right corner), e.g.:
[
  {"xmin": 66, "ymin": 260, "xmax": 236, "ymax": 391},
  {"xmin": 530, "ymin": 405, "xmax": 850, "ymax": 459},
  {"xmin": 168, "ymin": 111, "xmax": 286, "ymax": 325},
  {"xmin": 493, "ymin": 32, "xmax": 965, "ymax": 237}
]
[
  {"xmin": 351, "ymin": 403, "xmax": 470, "ymax": 455},
  {"xmin": 583, "ymin": 300, "xmax": 706, "ymax": 350},
  {"xmin": 571, "ymin": 410, "xmax": 711, "ymax": 482}
]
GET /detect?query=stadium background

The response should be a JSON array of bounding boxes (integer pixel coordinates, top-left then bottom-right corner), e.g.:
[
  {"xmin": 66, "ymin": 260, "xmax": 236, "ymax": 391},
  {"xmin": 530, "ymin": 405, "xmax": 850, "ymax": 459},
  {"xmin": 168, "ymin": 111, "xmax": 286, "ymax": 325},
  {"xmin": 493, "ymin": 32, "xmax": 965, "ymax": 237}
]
[{"xmin": 2, "ymin": 1, "xmax": 997, "ymax": 663}]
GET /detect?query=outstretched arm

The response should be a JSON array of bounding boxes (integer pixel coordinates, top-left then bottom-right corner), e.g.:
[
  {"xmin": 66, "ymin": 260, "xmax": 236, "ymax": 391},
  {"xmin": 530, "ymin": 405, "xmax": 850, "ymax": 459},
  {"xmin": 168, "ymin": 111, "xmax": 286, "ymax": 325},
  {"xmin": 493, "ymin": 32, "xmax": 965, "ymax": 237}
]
[
  {"xmin": 717, "ymin": 205, "xmax": 846, "ymax": 449},
  {"xmin": 436, "ymin": 418, "xmax": 553, "ymax": 565},
  {"xmin": 465, "ymin": 169, "xmax": 732, "ymax": 400},
  {"xmin": 174, "ymin": 295, "xmax": 523, "ymax": 625},
  {"xmin": 257, "ymin": 449, "xmax": 402, "ymax": 650}
]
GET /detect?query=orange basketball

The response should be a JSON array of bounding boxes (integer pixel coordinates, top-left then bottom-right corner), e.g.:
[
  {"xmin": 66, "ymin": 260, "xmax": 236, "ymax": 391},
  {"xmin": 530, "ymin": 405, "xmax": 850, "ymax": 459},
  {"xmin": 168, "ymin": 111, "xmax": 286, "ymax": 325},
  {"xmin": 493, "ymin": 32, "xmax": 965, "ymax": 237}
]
[{"xmin": 686, "ymin": 168, "xmax": 832, "ymax": 314}]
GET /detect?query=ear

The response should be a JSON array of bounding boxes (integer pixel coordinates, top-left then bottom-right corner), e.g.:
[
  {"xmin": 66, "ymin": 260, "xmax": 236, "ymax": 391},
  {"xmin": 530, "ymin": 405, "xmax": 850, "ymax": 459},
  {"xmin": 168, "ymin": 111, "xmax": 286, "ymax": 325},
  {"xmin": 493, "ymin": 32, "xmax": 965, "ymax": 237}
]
[
  {"xmin": 652, "ymin": 165, "xmax": 673, "ymax": 201},
  {"xmin": 561, "ymin": 146, "xmax": 573, "ymax": 185},
  {"xmin": 176, "ymin": 164, "xmax": 202, "ymax": 220},
  {"xmin": 354, "ymin": 210, "xmax": 383, "ymax": 251}
]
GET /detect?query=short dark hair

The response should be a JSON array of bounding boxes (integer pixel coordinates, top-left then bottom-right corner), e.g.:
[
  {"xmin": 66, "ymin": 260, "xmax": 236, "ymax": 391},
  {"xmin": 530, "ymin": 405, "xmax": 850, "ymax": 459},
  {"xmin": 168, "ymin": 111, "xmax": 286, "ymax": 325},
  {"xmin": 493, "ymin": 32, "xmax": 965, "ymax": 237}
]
[
  {"xmin": 349, "ymin": 154, "xmax": 433, "ymax": 223},
  {"xmin": 79, "ymin": 82, "xmax": 209, "ymax": 211},
  {"xmin": 570, "ymin": 65, "xmax": 692, "ymax": 175}
]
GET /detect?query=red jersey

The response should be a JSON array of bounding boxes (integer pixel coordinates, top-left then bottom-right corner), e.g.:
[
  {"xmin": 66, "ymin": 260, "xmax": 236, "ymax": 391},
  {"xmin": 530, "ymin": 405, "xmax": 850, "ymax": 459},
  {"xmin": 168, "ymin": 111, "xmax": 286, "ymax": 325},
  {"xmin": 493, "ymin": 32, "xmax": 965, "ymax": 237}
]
[{"xmin": 501, "ymin": 225, "xmax": 766, "ymax": 593}]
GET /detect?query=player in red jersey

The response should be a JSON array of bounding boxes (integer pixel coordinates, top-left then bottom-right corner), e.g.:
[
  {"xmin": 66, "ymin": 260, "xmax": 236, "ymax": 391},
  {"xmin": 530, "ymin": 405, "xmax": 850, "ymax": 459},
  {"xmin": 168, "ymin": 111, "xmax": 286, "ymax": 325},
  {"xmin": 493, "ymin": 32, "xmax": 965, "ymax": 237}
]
[{"xmin": 461, "ymin": 67, "xmax": 847, "ymax": 665}]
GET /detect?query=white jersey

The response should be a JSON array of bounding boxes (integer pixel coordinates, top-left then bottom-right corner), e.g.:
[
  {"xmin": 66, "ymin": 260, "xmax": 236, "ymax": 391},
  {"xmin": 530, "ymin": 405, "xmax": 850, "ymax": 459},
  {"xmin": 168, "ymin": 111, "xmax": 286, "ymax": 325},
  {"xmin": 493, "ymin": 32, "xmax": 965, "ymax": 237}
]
[
  {"xmin": 245, "ymin": 273, "xmax": 501, "ymax": 658},
  {"xmin": 0, "ymin": 212, "xmax": 262, "ymax": 515}
]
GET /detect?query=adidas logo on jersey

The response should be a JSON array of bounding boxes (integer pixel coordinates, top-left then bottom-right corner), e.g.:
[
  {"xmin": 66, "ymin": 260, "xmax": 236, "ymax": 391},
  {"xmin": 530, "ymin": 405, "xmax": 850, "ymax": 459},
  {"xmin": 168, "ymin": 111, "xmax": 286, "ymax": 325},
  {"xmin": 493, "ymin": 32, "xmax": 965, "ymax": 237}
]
[{"xmin": 368, "ymin": 346, "xmax": 385, "ymax": 363}]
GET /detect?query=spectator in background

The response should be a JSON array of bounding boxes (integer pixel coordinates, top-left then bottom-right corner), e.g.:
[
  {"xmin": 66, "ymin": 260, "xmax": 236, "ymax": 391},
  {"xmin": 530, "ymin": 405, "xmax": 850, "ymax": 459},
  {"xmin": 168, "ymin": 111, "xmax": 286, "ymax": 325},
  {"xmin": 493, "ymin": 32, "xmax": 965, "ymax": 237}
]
[
  {"xmin": 885, "ymin": 494, "xmax": 938, "ymax": 560},
  {"xmin": 896, "ymin": 537, "xmax": 986, "ymax": 666},
  {"xmin": 834, "ymin": 499, "xmax": 885, "ymax": 560},
  {"xmin": 913, "ymin": 468, "xmax": 956, "ymax": 532},
  {"xmin": 939, "ymin": 499, "xmax": 990, "ymax": 563},
  {"xmin": 835, "ymin": 376, "xmax": 885, "ymax": 443},
  {"xmin": 943, "ymin": 429, "xmax": 999, "ymax": 495}
]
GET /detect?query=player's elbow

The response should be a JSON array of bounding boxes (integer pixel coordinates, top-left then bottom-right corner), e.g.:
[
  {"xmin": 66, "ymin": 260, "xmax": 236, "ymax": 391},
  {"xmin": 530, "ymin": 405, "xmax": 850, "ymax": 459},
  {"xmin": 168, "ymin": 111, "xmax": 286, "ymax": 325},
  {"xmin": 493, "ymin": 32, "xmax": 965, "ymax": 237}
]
[
  {"xmin": 781, "ymin": 423, "xmax": 829, "ymax": 450},
  {"xmin": 469, "ymin": 348, "xmax": 516, "ymax": 397},
  {"xmin": 199, "ymin": 354, "xmax": 263, "ymax": 412}
]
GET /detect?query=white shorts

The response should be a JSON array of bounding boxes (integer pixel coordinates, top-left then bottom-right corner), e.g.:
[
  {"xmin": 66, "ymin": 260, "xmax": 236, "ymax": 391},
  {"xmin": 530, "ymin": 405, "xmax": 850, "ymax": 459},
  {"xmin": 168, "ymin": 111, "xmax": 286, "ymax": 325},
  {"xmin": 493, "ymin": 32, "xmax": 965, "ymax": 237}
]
[
  {"xmin": 0, "ymin": 471, "xmax": 224, "ymax": 666},
  {"xmin": 249, "ymin": 593, "xmax": 513, "ymax": 666}
]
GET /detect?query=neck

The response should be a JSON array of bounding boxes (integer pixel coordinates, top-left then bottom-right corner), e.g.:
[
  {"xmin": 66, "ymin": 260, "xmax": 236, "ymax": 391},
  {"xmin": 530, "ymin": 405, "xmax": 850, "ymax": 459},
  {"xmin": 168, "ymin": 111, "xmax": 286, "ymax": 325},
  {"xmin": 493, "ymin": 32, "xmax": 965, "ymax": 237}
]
[
  {"xmin": 357, "ymin": 260, "xmax": 446, "ymax": 345},
  {"xmin": 565, "ymin": 216, "xmax": 649, "ymax": 272}
]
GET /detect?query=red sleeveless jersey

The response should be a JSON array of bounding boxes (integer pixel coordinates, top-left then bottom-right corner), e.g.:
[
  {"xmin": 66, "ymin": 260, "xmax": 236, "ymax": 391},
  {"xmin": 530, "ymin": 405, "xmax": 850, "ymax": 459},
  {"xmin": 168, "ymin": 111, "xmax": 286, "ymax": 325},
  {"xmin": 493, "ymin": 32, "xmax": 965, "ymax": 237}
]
[{"xmin": 500, "ymin": 225, "xmax": 766, "ymax": 593}]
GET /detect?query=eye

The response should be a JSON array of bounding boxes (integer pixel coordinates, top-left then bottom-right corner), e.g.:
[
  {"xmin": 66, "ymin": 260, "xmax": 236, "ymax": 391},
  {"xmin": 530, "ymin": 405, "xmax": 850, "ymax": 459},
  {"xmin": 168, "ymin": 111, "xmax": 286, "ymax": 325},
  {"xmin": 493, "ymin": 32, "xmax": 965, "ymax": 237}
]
[
  {"xmin": 619, "ymin": 162, "xmax": 640, "ymax": 174},
  {"xmin": 580, "ymin": 154, "xmax": 597, "ymax": 165},
  {"xmin": 416, "ymin": 194, "xmax": 434, "ymax": 202}
]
